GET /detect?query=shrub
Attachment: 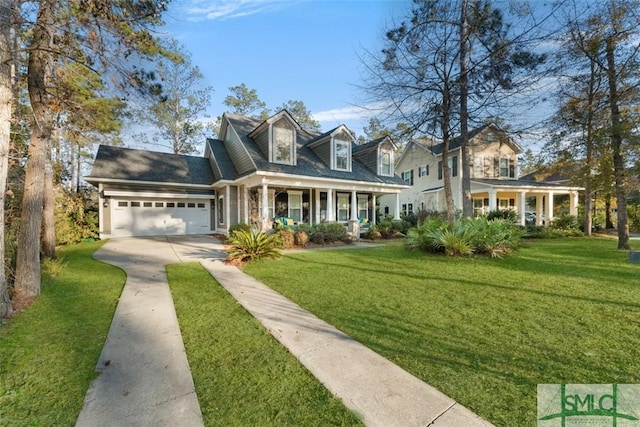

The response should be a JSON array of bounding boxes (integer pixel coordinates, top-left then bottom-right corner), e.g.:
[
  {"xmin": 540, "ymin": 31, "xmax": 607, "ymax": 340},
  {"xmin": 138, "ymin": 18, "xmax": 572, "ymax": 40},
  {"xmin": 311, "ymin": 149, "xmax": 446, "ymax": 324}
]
[
  {"xmin": 226, "ymin": 230, "xmax": 281, "ymax": 263},
  {"xmin": 294, "ymin": 231, "xmax": 309, "ymax": 247},
  {"xmin": 229, "ymin": 223, "xmax": 252, "ymax": 237},
  {"xmin": 277, "ymin": 230, "xmax": 295, "ymax": 249},
  {"xmin": 311, "ymin": 231, "xmax": 325, "ymax": 245},
  {"xmin": 487, "ymin": 209, "xmax": 517, "ymax": 223},
  {"xmin": 364, "ymin": 225, "xmax": 382, "ymax": 240}
]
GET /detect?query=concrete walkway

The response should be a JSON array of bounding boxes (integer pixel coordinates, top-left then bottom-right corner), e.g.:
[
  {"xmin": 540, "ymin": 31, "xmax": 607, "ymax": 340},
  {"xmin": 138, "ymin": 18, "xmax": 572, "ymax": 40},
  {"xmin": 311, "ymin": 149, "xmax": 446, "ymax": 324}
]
[{"xmin": 78, "ymin": 235, "xmax": 494, "ymax": 427}]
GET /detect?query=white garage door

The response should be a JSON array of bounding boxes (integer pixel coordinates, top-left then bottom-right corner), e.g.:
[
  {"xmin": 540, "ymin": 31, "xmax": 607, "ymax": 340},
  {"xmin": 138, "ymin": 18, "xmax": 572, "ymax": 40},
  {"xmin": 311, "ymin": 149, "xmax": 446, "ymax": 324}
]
[{"xmin": 111, "ymin": 198, "xmax": 211, "ymax": 237}]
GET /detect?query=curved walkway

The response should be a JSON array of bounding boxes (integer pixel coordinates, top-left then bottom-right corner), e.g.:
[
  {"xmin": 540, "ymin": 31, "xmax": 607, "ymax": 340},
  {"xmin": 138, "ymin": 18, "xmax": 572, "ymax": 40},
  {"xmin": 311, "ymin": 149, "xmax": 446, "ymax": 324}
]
[{"xmin": 77, "ymin": 235, "xmax": 493, "ymax": 427}]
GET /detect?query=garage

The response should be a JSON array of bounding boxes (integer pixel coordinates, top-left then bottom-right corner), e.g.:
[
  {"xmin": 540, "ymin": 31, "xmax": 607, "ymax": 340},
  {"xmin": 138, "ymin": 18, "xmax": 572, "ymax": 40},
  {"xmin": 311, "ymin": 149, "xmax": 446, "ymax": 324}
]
[{"xmin": 110, "ymin": 197, "xmax": 212, "ymax": 237}]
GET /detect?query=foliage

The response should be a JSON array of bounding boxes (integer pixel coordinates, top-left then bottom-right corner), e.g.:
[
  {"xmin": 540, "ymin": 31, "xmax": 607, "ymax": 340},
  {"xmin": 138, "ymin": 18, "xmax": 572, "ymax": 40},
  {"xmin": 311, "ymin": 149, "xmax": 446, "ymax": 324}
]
[
  {"xmin": 406, "ymin": 217, "xmax": 524, "ymax": 258},
  {"xmin": 228, "ymin": 222, "xmax": 252, "ymax": 237},
  {"xmin": 226, "ymin": 230, "xmax": 281, "ymax": 263},
  {"xmin": 310, "ymin": 222, "xmax": 349, "ymax": 244},
  {"xmin": 167, "ymin": 263, "xmax": 363, "ymax": 425},
  {"xmin": 223, "ymin": 83, "xmax": 270, "ymax": 119},
  {"xmin": 278, "ymin": 100, "xmax": 321, "ymax": 132},
  {"xmin": 132, "ymin": 39, "xmax": 213, "ymax": 155},
  {"xmin": 244, "ymin": 238, "xmax": 639, "ymax": 427},
  {"xmin": 294, "ymin": 230, "xmax": 309, "ymax": 247},
  {"xmin": 0, "ymin": 241, "xmax": 125, "ymax": 425},
  {"xmin": 486, "ymin": 209, "xmax": 517, "ymax": 223},
  {"xmin": 54, "ymin": 189, "xmax": 99, "ymax": 246},
  {"xmin": 548, "ymin": 214, "xmax": 583, "ymax": 237},
  {"xmin": 277, "ymin": 230, "xmax": 295, "ymax": 249}
]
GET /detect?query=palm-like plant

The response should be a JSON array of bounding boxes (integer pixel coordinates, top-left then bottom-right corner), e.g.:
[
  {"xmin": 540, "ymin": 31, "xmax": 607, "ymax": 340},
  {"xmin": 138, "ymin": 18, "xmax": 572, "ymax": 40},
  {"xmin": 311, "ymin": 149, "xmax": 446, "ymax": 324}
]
[{"xmin": 226, "ymin": 229, "xmax": 282, "ymax": 263}]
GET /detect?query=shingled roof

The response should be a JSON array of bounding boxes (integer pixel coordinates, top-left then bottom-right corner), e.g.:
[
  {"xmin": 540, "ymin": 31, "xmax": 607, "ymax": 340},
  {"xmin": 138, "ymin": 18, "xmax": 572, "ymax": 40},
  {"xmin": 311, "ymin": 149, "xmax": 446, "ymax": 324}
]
[{"xmin": 86, "ymin": 145, "xmax": 214, "ymax": 186}]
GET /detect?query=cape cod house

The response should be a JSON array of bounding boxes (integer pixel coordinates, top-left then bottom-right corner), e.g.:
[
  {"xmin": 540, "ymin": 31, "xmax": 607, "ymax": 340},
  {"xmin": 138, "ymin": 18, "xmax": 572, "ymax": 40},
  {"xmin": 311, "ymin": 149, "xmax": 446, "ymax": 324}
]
[
  {"xmin": 86, "ymin": 110, "xmax": 409, "ymax": 238},
  {"xmin": 379, "ymin": 123, "xmax": 583, "ymax": 225}
]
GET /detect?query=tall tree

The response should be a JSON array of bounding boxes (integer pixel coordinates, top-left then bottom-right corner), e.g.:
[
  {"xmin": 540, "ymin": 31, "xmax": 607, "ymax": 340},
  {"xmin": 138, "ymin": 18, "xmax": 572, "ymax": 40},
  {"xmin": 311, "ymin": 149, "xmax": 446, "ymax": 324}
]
[
  {"xmin": 278, "ymin": 100, "xmax": 321, "ymax": 132},
  {"xmin": 362, "ymin": 0, "xmax": 546, "ymax": 220},
  {"xmin": 224, "ymin": 83, "xmax": 269, "ymax": 119},
  {"xmin": 0, "ymin": 0, "xmax": 13, "ymax": 317},
  {"xmin": 13, "ymin": 0, "xmax": 172, "ymax": 304},
  {"xmin": 135, "ymin": 39, "xmax": 213, "ymax": 154}
]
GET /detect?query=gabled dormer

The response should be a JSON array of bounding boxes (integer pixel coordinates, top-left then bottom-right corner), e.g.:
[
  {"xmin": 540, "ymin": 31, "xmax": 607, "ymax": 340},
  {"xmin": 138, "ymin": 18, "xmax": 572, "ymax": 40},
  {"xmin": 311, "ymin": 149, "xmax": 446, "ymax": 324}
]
[
  {"xmin": 352, "ymin": 136, "xmax": 397, "ymax": 177},
  {"xmin": 307, "ymin": 125, "xmax": 354, "ymax": 172},
  {"xmin": 248, "ymin": 110, "xmax": 302, "ymax": 166}
]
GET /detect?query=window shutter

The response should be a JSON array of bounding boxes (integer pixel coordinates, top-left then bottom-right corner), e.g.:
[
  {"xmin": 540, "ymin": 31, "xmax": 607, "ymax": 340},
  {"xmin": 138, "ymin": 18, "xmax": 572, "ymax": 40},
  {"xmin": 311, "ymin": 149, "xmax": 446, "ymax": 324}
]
[
  {"xmin": 493, "ymin": 158, "xmax": 499, "ymax": 177},
  {"xmin": 410, "ymin": 169, "xmax": 414, "ymax": 185}
]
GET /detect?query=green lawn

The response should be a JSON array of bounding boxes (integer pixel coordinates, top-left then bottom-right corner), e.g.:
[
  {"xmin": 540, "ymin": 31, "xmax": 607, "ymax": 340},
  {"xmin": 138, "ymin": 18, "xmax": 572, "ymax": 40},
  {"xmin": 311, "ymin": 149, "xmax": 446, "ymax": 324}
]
[
  {"xmin": 167, "ymin": 263, "xmax": 363, "ymax": 426},
  {"xmin": 243, "ymin": 238, "xmax": 640, "ymax": 427},
  {"xmin": 0, "ymin": 241, "xmax": 126, "ymax": 426}
]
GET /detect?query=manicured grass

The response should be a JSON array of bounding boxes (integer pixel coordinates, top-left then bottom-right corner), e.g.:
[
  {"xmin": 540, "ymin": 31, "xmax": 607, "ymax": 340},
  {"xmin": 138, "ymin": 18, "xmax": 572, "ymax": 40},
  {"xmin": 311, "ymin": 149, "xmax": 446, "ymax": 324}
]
[
  {"xmin": 243, "ymin": 238, "xmax": 640, "ymax": 427},
  {"xmin": 167, "ymin": 263, "xmax": 363, "ymax": 426},
  {"xmin": 0, "ymin": 241, "xmax": 126, "ymax": 426}
]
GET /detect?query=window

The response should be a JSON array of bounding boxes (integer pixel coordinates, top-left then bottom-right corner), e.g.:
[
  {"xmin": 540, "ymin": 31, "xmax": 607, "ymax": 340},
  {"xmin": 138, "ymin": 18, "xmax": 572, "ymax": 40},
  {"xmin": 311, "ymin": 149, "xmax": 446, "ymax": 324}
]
[
  {"xmin": 273, "ymin": 126, "xmax": 294, "ymax": 164},
  {"xmin": 407, "ymin": 203, "xmax": 413, "ymax": 214},
  {"xmin": 402, "ymin": 170, "xmax": 413, "ymax": 185},
  {"xmin": 218, "ymin": 196, "xmax": 224, "ymax": 225},
  {"xmin": 437, "ymin": 156, "xmax": 458, "ymax": 180},
  {"xmin": 155, "ymin": 202, "xmax": 164, "ymax": 208},
  {"xmin": 177, "ymin": 202, "xmax": 186, "ymax": 208},
  {"xmin": 131, "ymin": 201, "xmax": 140, "ymax": 207},
  {"xmin": 143, "ymin": 201, "xmax": 152, "ymax": 207},
  {"xmin": 357, "ymin": 195, "xmax": 368, "ymax": 219},
  {"xmin": 166, "ymin": 202, "xmax": 175, "ymax": 208},
  {"xmin": 335, "ymin": 138, "xmax": 350, "ymax": 171},
  {"xmin": 197, "ymin": 203, "xmax": 205, "ymax": 208},
  {"xmin": 499, "ymin": 158, "xmax": 509, "ymax": 177},
  {"xmin": 418, "ymin": 165, "xmax": 428, "ymax": 177},
  {"xmin": 499, "ymin": 199, "xmax": 510, "ymax": 210},
  {"xmin": 118, "ymin": 201, "xmax": 128, "ymax": 207},
  {"xmin": 384, "ymin": 205, "xmax": 390, "ymax": 215},
  {"xmin": 473, "ymin": 198, "xmax": 485, "ymax": 217},
  {"xmin": 288, "ymin": 192, "xmax": 302, "ymax": 222},
  {"xmin": 380, "ymin": 150, "xmax": 393, "ymax": 176},
  {"xmin": 187, "ymin": 202, "xmax": 196, "ymax": 208},
  {"xmin": 402, "ymin": 204, "xmax": 407, "ymax": 215},
  {"xmin": 337, "ymin": 193, "xmax": 349, "ymax": 221}
]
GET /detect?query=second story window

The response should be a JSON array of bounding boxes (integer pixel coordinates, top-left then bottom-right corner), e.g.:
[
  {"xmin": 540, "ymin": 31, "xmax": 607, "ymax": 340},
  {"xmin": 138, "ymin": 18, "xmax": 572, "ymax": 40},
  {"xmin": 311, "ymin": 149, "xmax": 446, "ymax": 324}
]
[
  {"xmin": 438, "ymin": 156, "xmax": 458, "ymax": 180},
  {"xmin": 499, "ymin": 158, "xmax": 515, "ymax": 178},
  {"xmin": 418, "ymin": 165, "xmax": 428, "ymax": 177},
  {"xmin": 381, "ymin": 151, "xmax": 392, "ymax": 176},
  {"xmin": 334, "ymin": 138, "xmax": 350, "ymax": 171},
  {"xmin": 402, "ymin": 170, "xmax": 413, "ymax": 185},
  {"xmin": 274, "ymin": 126, "xmax": 294, "ymax": 164}
]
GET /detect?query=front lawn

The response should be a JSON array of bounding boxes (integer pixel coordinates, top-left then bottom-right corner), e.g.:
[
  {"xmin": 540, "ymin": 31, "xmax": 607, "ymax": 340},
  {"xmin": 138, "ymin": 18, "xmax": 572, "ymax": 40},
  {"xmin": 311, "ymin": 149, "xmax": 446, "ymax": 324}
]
[
  {"xmin": 243, "ymin": 238, "xmax": 640, "ymax": 426},
  {"xmin": 0, "ymin": 241, "xmax": 125, "ymax": 426}
]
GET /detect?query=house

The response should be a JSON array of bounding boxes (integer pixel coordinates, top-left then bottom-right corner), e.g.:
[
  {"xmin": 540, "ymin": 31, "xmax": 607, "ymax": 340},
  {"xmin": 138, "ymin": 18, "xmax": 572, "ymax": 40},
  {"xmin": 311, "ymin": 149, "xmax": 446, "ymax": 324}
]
[
  {"xmin": 86, "ymin": 110, "xmax": 410, "ymax": 238},
  {"xmin": 379, "ymin": 123, "xmax": 583, "ymax": 225}
]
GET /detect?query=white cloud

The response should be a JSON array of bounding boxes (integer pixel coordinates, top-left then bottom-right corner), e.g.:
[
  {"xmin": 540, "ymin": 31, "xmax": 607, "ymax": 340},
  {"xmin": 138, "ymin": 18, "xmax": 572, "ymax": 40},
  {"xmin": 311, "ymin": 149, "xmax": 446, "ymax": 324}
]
[
  {"xmin": 181, "ymin": 0, "xmax": 301, "ymax": 21},
  {"xmin": 313, "ymin": 102, "xmax": 388, "ymax": 123}
]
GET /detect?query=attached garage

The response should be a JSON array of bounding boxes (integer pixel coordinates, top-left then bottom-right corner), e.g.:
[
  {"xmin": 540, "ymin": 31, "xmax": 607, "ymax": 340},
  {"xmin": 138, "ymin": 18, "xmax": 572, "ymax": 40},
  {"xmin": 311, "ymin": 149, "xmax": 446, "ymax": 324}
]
[{"xmin": 110, "ymin": 197, "xmax": 212, "ymax": 237}]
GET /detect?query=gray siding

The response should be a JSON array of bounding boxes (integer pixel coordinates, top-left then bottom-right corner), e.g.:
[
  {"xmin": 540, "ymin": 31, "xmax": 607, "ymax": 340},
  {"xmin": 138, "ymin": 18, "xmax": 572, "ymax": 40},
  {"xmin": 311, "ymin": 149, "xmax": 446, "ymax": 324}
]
[
  {"xmin": 229, "ymin": 185, "xmax": 239, "ymax": 225},
  {"xmin": 254, "ymin": 128, "xmax": 269, "ymax": 159},
  {"xmin": 312, "ymin": 141, "xmax": 331, "ymax": 166},
  {"xmin": 224, "ymin": 127, "xmax": 255, "ymax": 175}
]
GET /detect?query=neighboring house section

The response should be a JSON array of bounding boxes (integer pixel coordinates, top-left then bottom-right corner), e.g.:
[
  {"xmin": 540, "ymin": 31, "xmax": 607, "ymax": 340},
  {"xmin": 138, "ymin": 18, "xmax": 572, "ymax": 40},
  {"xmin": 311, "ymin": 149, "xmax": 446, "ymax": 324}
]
[
  {"xmin": 86, "ymin": 110, "xmax": 409, "ymax": 238},
  {"xmin": 379, "ymin": 123, "xmax": 583, "ymax": 225}
]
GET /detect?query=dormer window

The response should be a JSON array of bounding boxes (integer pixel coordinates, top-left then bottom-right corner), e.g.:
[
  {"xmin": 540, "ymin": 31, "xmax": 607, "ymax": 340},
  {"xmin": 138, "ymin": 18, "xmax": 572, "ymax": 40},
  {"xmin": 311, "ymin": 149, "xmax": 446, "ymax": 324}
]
[
  {"xmin": 380, "ymin": 149, "xmax": 393, "ymax": 176},
  {"xmin": 273, "ymin": 125, "xmax": 294, "ymax": 164},
  {"xmin": 334, "ymin": 138, "xmax": 350, "ymax": 171}
]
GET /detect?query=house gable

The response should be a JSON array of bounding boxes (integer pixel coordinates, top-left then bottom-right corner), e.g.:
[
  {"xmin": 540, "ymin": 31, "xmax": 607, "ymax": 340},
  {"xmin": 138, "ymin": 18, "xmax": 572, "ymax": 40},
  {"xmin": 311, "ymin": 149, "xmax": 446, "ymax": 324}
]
[
  {"xmin": 248, "ymin": 110, "xmax": 302, "ymax": 166},
  {"xmin": 307, "ymin": 125, "xmax": 354, "ymax": 172},
  {"xmin": 353, "ymin": 136, "xmax": 397, "ymax": 177}
]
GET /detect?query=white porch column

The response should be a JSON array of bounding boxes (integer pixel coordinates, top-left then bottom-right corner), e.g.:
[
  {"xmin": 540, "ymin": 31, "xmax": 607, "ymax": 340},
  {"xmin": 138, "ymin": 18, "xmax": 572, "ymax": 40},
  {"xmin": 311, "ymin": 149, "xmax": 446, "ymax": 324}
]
[
  {"xmin": 570, "ymin": 191, "xmax": 579, "ymax": 216},
  {"xmin": 536, "ymin": 195, "xmax": 544, "ymax": 226},
  {"xmin": 351, "ymin": 190, "xmax": 358, "ymax": 221},
  {"xmin": 546, "ymin": 191, "xmax": 555, "ymax": 224},
  {"xmin": 98, "ymin": 183, "xmax": 104, "ymax": 235},
  {"xmin": 243, "ymin": 185, "xmax": 249, "ymax": 224},
  {"xmin": 327, "ymin": 188, "xmax": 334, "ymax": 221},
  {"xmin": 488, "ymin": 188, "xmax": 497, "ymax": 211},
  {"xmin": 261, "ymin": 183, "xmax": 268, "ymax": 222},
  {"xmin": 394, "ymin": 193, "xmax": 401, "ymax": 220},
  {"xmin": 372, "ymin": 195, "xmax": 377, "ymax": 225},
  {"xmin": 315, "ymin": 189, "xmax": 321, "ymax": 224},
  {"xmin": 518, "ymin": 191, "xmax": 526, "ymax": 226}
]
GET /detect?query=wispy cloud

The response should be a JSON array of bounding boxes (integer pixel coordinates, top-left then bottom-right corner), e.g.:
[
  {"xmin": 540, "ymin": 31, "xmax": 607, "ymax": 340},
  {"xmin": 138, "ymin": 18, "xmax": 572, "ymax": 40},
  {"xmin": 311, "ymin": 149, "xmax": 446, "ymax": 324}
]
[
  {"xmin": 314, "ymin": 102, "xmax": 389, "ymax": 124},
  {"xmin": 181, "ymin": 0, "xmax": 301, "ymax": 21}
]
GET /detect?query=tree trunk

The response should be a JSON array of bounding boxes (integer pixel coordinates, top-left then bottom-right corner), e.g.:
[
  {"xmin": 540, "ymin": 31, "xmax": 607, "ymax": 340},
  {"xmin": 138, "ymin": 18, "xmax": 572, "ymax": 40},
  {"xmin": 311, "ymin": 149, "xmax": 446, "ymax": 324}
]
[
  {"xmin": 459, "ymin": 0, "xmax": 473, "ymax": 218},
  {"xmin": 42, "ymin": 145, "xmax": 56, "ymax": 259},
  {"xmin": 441, "ymin": 85, "xmax": 455, "ymax": 223},
  {"xmin": 605, "ymin": 37, "xmax": 630, "ymax": 250},
  {"xmin": 13, "ymin": 0, "xmax": 55, "ymax": 302},
  {"xmin": 0, "ymin": 0, "xmax": 13, "ymax": 318},
  {"xmin": 583, "ymin": 58, "xmax": 597, "ymax": 236}
]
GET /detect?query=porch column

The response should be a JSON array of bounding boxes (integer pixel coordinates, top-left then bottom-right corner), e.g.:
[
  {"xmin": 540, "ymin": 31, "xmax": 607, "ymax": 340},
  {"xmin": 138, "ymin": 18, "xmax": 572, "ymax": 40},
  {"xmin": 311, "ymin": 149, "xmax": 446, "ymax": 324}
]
[
  {"xmin": 315, "ymin": 189, "xmax": 321, "ymax": 224},
  {"xmin": 546, "ymin": 191, "xmax": 554, "ymax": 224},
  {"xmin": 243, "ymin": 185, "xmax": 249, "ymax": 224},
  {"xmin": 261, "ymin": 183, "xmax": 268, "ymax": 222},
  {"xmin": 98, "ymin": 183, "xmax": 104, "ymax": 234},
  {"xmin": 488, "ymin": 188, "xmax": 497, "ymax": 211},
  {"xmin": 351, "ymin": 190, "xmax": 358, "ymax": 221},
  {"xmin": 327, "ymin": 188, "xmax": 334, "ymax": 221},
  {"xmin": 394, "ymin": 193, "xmax": 401, "ymax": 220},
  {"xmin": 536, "ymin": 195, "xmax": 544, "ymax": 226},
  {"xmin": 372, "ymin": 195, "xmax": 377, "ymax": 225},
  {"xmin": 570, "ymin": 191, "xmax": 579, "ymax": 216},
  {"xmin": 518, "ymin": 191, "xmax": 526, "ymax": 226}
]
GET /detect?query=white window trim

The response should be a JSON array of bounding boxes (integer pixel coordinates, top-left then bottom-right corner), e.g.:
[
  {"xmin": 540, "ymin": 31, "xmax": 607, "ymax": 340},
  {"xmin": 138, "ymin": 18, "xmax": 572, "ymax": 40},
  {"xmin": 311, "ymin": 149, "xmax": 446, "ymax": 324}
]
[
  {"xmin": 379, "ymin": 148, "xmax": 394, "ymax": 176},
  {"xmin": 332, "ymin": 137, "xmax": 351, "ymax": 172},
  {"xmin": 288, "ymin": 190, "xmax": 303, "ymax": 222},
  {"xmin": 270, "ymin": 124, "xmax": 296, "ymax": 165},
  {"xmin": 337, "ymin": 192, "xmax": 350, "ymax": 222}
]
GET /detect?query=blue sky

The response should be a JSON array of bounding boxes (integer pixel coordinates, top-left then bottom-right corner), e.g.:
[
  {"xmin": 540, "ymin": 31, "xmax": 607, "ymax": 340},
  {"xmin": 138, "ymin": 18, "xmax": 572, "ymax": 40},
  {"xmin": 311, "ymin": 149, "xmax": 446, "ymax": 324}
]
[{"xmin": 161, "ymin": 0, "xmax": 409, "ymax": 138}]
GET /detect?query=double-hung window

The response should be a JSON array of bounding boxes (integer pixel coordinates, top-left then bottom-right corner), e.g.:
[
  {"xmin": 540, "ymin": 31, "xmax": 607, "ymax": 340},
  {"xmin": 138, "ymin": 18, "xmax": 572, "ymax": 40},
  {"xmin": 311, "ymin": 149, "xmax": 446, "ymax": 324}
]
[
  {"xmin": 418, "ymin": 165, "xmax": 428, "ymax": 177},
  {"xmin": 337, "ymin": 193, "xmax": 349, "ymax": 221},
  {"xmin": 273, "ymin": 126, "xmax": 294, "ymax": 164},
  {"xmin": 288, "ymin": 191, "xmax": 302, "ymax": 222},
  {"xmin": 437, "ymin": 156, "xmax": 458, "ymax": 180},
  {"xmin": 402, "ymin": 170, "xmax": 413, "ymax": 185},
  {"xmin": 380, "ymin": 150, "xmax": 392, "ymax": 176},
  {"xmin": 335, "ymin": 138, "xmax": 350, "ymax": 171}
]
